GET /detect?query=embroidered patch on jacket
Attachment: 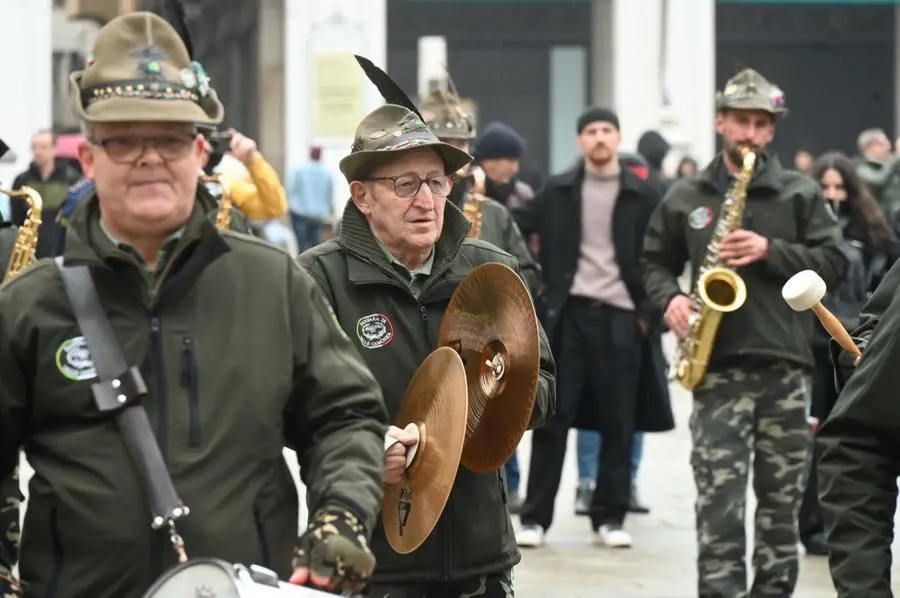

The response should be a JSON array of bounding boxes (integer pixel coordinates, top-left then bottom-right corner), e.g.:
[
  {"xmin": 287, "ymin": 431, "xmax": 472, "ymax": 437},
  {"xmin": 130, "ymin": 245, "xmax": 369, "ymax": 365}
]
[
  {"xmin": 356, "ymin": 313, "xmax": 394, "ymax": 349},
  {"xmin": 688, "ymin": 206, "xmax": 713, "ymax": 230},
  {"xmin": 55, "ymin": 335, "xmax": 97, "ymax": 381}
]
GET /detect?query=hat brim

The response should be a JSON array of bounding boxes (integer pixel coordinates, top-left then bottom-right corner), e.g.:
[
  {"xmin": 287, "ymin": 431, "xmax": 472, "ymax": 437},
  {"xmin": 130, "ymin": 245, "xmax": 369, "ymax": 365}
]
[
  {"xmin": 70, "ymin": 71, "xmax": 224, "ymax": 125},
  {"xmin": 340, "ymin": 142, "xmax": 473, "ymax": 182},
  {"xmin": 716, "ymin": 95, "xmax": 787, "ymax": 117}
]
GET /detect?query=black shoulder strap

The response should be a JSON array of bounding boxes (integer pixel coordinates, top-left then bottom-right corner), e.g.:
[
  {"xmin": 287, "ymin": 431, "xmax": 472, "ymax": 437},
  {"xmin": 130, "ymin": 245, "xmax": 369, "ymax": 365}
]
[{"xmin": 53, "ymin": 257, "xmax": 188, "ymax": 531}]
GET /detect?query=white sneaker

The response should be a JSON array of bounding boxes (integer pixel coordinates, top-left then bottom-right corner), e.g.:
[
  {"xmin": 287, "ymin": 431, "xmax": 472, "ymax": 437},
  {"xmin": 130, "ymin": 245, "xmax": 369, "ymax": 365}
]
[
  {"xmin": 516, "ymin": 524, "xmax": 545, "ymax": 548},
  {"xmin": 595, "ymin": 524, "xmax": 632, "ymax": 548}
]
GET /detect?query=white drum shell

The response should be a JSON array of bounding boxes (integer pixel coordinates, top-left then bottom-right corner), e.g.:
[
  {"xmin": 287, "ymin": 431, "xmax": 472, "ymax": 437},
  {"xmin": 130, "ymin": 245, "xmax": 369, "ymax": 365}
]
[{"xmin": 143, "ymin": 558, "xmax": 339, "ymax": 597}]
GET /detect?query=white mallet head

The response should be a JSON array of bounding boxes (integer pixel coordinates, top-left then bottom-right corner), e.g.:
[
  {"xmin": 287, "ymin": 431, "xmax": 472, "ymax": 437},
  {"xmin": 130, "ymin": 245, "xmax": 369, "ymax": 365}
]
[{"xmin": 782, "ymin": 270, "xmax": 827, "ymax": 312}]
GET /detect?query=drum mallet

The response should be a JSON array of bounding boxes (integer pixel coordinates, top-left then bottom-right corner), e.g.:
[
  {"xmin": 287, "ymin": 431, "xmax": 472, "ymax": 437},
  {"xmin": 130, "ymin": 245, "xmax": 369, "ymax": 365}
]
[{"xmin": 782, "ymin": 269, "xmax": 861, "ymax": 357}]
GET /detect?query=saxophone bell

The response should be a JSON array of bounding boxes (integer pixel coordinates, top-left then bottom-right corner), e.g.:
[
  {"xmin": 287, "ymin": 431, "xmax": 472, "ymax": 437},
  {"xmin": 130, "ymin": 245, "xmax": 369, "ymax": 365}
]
[{"xmin": 2, "ymin": 186, "xmax": 43, "ymax": 280}]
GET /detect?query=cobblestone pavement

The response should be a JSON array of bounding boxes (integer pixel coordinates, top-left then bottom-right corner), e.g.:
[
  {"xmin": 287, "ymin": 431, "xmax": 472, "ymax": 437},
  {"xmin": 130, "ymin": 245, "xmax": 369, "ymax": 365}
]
[{"xmin": 13, "ymin": 332, "xmax": 900, "ymax": 595}]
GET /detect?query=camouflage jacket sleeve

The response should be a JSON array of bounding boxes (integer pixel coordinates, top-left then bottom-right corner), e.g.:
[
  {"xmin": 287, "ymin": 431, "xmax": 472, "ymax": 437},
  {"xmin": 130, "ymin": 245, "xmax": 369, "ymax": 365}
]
[
  {"xmin": 286, "ymin": 261, "xmax": 388, "ymax": 534},
  {"xmin": 641, "ymin": 193, "xmax": 689, "ymax": 312},
  {"xmin": 817, "ymin": 287, "xmax": 900, "ymax": 596},
  {"xmin": 0, "ymin": 282, "xmax": 29, "ymax": 573},
  {"xmin": 830, "ymin": 257, "xmax": 900, "ymax": 391},
  {"xmin": 761, "ymin": 187, "xmax": 848, "ymax": 288}
]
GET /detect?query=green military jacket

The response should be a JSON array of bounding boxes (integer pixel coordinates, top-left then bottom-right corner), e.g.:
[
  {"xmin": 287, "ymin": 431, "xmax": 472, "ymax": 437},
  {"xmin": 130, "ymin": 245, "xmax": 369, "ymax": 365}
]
[
  {"xmin": 642, "ymin": 153, "xmax": 847, "ymax": 369},
  {"xmin": 298, "ymin": 201, "xmax": 557, "ymax": 584},
  {"xmin": 817, "ymin": 258, "xmax": 900, "ymax": 596},
  {"xmin": 0, "ymin": 193, "xmax": 388, "ymax": 597},
  {"xmin": 464, "ymin": 191, "xmax": 542, "ymax": 297}
]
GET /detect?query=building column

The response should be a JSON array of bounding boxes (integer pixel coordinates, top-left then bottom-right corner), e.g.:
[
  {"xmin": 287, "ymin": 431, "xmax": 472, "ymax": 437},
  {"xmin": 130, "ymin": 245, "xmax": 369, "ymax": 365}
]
[
  {"xmin": 0, "ymin": 0, "xmax": 52, "ymax": 216},
  {"xmin": 259, "ymin": 0, "xmax": 285, "ymax": 175},
  {"xmin": 284, "ymin": 0, "xmax": 386, "ymax": 214},
  {"xmin": 593, "ymin": 0, "xmax": 715, "ymax": 171}
]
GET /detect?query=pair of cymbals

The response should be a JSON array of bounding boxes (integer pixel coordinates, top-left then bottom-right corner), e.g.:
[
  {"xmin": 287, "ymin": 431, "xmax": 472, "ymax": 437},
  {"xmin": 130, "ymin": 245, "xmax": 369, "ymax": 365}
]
[{"xmin": 382, "ymin": 263, "xmax": 541, "ymax": 554}]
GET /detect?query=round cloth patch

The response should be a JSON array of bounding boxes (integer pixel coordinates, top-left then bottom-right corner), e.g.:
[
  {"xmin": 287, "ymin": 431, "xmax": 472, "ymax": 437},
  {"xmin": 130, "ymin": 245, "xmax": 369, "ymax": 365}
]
[
  {"xmin": 356, "ymin": 313, "xmax": 394, "ymax": 349},
  {"xmin": 55, "ymin": 335, "xmax": 97, "ymax": 381},
  {"xmin": 688, "ymin": 206, "xmax": 714, "ymax": 230}
]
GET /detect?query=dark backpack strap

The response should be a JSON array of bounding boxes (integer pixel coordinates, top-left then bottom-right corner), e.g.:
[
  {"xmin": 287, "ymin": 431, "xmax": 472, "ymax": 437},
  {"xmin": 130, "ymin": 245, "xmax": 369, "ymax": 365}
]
[{"xmin": 53, "ymin": 257, "xmax": 188, "ymax": 530}]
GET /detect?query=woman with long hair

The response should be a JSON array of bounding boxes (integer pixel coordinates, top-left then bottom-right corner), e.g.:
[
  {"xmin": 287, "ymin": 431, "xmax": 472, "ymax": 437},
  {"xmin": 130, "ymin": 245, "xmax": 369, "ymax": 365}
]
[{"xmin": 799, "ymin": 151, "xmax": 894, "ymax": 557}]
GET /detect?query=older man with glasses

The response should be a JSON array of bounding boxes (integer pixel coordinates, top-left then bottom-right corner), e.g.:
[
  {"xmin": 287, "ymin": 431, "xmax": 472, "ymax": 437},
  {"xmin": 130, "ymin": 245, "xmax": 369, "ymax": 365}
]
[{"xmin": 298, "ymin": 62, "xmax": 557, "ymax": 598}]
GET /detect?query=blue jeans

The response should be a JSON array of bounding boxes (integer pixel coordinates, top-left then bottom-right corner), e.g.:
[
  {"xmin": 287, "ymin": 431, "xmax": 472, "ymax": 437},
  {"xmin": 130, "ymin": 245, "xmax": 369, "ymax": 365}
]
[
  {"xmin": 504, "ymin": 451, "xmax": 520, "ymax": 493},
  {"xmin": 577, "ymin": 430, "xmax": 644, "ymax": 484}
]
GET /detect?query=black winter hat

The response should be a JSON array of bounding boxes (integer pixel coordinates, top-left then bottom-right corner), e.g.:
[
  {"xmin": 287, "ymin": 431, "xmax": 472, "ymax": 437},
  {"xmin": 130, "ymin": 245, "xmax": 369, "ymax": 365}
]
[
  {"xmin": 577, "ymin": 107, "xmax": 620, "ymax": 133},
  {"xmin": 473, "ymin": 122, "xmax": 525, "ymax": 160}
]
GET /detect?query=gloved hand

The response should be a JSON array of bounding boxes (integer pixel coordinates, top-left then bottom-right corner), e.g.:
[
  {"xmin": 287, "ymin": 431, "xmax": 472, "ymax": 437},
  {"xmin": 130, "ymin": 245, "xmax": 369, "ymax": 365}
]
[
  {"xmin": 289, "ymin": 504, "xmax": 375, "ymax": 594},
  {"xmin": 0, "ymin": 568, "xmax": 22, "ymax": 598}
]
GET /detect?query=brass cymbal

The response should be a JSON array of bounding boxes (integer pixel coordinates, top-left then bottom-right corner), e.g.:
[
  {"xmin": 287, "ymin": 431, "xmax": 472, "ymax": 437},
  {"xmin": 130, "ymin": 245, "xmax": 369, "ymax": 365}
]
[
  {"xmin": 382, "ymin": 347, "xmax": 468, "ymax": 554},
  {"xmin": 438, "ymin": 262, "xmax": 540, "ymax": 473}
]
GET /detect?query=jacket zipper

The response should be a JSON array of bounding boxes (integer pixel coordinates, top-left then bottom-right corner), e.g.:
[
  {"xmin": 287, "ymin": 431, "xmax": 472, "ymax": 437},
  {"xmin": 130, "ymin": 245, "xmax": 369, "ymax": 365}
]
[
  {"xmin": 180, "ymin": 336, "xmax": 201, "ymax": 447},
  {"xmin": 46, "ymin": 505, "xmax": 63, "ymax": 598},
  {"xmin": 417, "ymin": 303, "xmax": 451, "ymax": 579},
  {"xmin": 148, "ymin": 315, "xmax": 168, "ymax": 578},
  {"xmin": 253, "ymin": 506, "xmax": 271, "ymax": 567}
]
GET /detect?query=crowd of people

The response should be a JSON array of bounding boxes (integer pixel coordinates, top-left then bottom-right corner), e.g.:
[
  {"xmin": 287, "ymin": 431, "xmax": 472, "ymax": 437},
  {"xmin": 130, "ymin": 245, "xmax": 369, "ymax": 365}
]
[{"xmin": 0, "ymin": 8, "xmax": 899, "ymax": 598}]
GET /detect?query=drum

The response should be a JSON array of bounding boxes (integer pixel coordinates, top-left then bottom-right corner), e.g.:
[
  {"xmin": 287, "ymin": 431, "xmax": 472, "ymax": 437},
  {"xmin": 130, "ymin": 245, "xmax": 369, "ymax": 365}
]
[{"xmin": 143, "ymin": 558, "xmax": 355, "ymax": 597}]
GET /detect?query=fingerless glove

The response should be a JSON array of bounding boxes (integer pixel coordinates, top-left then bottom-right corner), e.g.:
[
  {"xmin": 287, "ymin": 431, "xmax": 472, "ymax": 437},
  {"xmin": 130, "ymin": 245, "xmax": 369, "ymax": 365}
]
[{"xmin": 293, "ymin": 504, "xmax": 376, "ymax": 587}]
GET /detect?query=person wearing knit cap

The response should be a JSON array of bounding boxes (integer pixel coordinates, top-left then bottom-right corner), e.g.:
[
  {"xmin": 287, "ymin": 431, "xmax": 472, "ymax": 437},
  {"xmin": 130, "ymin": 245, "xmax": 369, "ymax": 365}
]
[
  {"xmin": 512, "ymin": 106, "xmax": 671, "ymax": 551},
  {"xmin": 472, "ymin": 122, "xmax": 535, "ymax": 210},
  {"xmin": 643, "ymin": 68, "xmax": 847, "ymax": 598}
]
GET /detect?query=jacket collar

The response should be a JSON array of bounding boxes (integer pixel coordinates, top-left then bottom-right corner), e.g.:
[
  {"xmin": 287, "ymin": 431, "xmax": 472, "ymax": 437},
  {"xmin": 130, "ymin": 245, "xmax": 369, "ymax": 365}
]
[
  {"xmin": 696, "ymin": 152, "xmax": 784, "ymax": 194},
  {"xmin": 337, "ymin": 198, "xmax": 472, "ymax": 289}
]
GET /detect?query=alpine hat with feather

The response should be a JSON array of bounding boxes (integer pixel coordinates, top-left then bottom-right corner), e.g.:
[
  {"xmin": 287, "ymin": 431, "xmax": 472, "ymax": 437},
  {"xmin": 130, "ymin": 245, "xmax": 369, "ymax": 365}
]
[
  {"xmin": 70, "ymin": 10, "xmax": 223, "ymax": 125},
  {"xmin": 339, "ymin": 56, "xmax": 472, "ymax": 183}
]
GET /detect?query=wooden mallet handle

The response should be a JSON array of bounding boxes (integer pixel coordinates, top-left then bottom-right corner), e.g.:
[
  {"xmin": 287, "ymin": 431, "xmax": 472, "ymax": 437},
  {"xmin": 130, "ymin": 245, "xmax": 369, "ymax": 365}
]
[{"xmin": 811, "ymin": 302, "xmax": 861, "ymax": 356}]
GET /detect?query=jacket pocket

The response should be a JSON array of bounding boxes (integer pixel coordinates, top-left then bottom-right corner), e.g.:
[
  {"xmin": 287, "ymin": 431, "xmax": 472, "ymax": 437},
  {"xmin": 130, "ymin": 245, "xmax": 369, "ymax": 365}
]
[
  {"xmin": 253, "ymin": 506, "xmax": 271, "ymax": 568},
  {"xmin": 180, "ymin": 336, "xmax": 201, "ymax": 447}
]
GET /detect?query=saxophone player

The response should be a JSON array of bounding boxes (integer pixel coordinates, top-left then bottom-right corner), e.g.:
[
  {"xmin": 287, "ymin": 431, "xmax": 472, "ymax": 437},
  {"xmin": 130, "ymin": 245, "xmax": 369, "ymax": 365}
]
[{"xmin": 641, "ymin": 68, "xmax": 847, "ymax": 598}]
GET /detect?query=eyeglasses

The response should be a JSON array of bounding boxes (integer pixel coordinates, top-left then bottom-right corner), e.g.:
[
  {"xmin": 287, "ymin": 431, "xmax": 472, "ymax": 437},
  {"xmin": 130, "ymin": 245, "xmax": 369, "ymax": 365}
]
[
  {"xmin": 89, "ymin": 134, "xmax": 196, "ymax": 164},
  {"xmin": 365, "ymin": 174, "xmax": 453, "ymax": 199}
]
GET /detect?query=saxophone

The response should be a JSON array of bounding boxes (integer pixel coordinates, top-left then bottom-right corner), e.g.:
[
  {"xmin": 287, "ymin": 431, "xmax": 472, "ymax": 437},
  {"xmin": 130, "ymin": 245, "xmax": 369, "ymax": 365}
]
[
  {"xmin": 461, "ymin": 166, "xmax": 487, "ymax": 239},
  {"xmin": 671, "ymin": 148, "xmax": 756, "ymax": 391},
  {"xmin": 200, "ymin": 174, "xmax": 233, "ymax": 230},
  {"xmin": 2, "ymin": 186, "xmax": 43, "ymax": 280}
]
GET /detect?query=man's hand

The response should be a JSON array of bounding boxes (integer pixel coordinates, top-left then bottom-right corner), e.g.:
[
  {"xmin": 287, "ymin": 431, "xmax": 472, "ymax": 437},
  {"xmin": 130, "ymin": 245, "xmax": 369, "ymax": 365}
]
[
  {"xmin": 0, "ymin": 568, "xmax": 21, "ymax": 597},
  {"xmin": 290, "ymin": 505, "xmax": 375, "ymax": 594},
  {"xmin": 384, "ymin": 425, "xmax": 419, "ymax": 485},
  {"xmin": 228, "ymin": 129, "xmax": 259, "ymax": 166},
  {"xmin": 664, "ymin": 295, "xmax": 693, "ymax": 340},
  {"xmin": 718, "ymin": 229, "xmax": 769, "ymax": 267}
]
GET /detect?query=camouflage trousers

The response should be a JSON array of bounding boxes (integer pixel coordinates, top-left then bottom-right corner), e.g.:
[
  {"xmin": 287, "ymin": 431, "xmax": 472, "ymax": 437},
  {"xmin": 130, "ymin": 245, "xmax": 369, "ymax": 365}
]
[
  {"xmin": 366, "ymin": 569, "xmax": 514, "ymax": 598},
  {"xmin": 0, "ymin": 465, "xmax": 21, "ymax": 565},
  {"xmin": 691, "ymin": 362, "xmax": 810, "ymax": 598}
]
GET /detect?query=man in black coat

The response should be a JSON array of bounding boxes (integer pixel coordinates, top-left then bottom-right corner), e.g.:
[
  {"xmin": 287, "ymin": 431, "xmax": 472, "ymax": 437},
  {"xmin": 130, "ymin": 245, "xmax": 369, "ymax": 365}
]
[{"xmin": 512, "ymin": 107, "xmax": 672, "ymax": 549}]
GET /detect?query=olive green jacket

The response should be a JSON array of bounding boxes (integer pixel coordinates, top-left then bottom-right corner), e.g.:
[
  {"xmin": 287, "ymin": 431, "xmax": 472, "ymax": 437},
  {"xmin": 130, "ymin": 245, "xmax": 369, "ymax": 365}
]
[
  {"xmin": 0, "ymin": 193, "xmax": 388, "ymax": 597},
  {"xmin": 642, "ymin": 153, "xmax": 847, "ymax": 369},
  {"xmin": 298, "ymin": 200, "xmax": 556, "ymax": 583}
]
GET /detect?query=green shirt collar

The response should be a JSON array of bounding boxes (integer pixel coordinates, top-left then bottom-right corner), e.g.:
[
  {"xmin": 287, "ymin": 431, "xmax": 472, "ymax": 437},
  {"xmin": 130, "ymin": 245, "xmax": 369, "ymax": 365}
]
[
  {"xmin": 375, "ymin": 239, "xmax": 434, "ymax": 297},
  {"xmin": 98, "ymin": 218, "xmax": 185, "ymax": 273}
]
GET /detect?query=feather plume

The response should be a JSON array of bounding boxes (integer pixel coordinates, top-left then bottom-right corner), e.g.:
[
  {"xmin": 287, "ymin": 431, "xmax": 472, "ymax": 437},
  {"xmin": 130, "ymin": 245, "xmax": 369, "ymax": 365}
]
[
  {"xmin": 354, "ymin": 55, "xmax": 422, "ymax": 119},
  {"xmin": 160, "ymin": 0, "xmax": 194, "ymax": 59},
  {"xmin": 443, "ymin": 64, "xmax": 461, "ymax": 100},
  {"xmin": 0, "ymin": 139, "xmax": 8, "ymax": 160}
]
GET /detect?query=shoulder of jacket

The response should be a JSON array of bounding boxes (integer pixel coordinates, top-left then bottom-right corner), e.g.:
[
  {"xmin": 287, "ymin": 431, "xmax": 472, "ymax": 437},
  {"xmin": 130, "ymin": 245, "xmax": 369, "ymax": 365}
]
[
  {"xmin": 297, "ymin": 239, "xmax": 343, "ymax": 269},
  {"xmin": 481, "ymin": 196, "xmax": 512, "ymax": 215},
  {"xmin": 0, "ymin": 258, "xmax": 61, "ymax": 296},
  {"xmin": 778, "ymin": 169, "xmax": 820, "ymax": 196},
  {"xmin": 660, "ymin": 176, "xmax": 701, "ymax": 206},
  {"xmin": 459, "ymin": 238, "xmax": 517, "ymax": 265},
  {"xmin": 218, "ymin": 229, "xmax": 294, "ymax": 262}
]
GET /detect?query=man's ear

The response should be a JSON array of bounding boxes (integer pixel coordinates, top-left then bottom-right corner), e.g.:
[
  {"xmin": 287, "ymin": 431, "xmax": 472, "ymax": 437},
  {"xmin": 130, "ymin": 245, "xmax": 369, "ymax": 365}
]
[{"xmin": 349, "ymin": 181, "xmax": 372, "ymax": 214}]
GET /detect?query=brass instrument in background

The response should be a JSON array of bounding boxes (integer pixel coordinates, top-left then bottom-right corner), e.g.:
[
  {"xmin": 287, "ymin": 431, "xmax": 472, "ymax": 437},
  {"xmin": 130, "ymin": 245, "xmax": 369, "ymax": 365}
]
[
  {"xmin": 199, "ymin": 174, "xmax": 233, "ymax": 230},
  {"xmin": 461, "ymin": 166, "xmax": 487, "ymax": 239},
  {"xmin": 671, "ymin": 148, "xmax": 756, "ymax": 391},
  {"xmin": 2, "ymin": 186, "xmax": 43, "ymax": 280}
]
